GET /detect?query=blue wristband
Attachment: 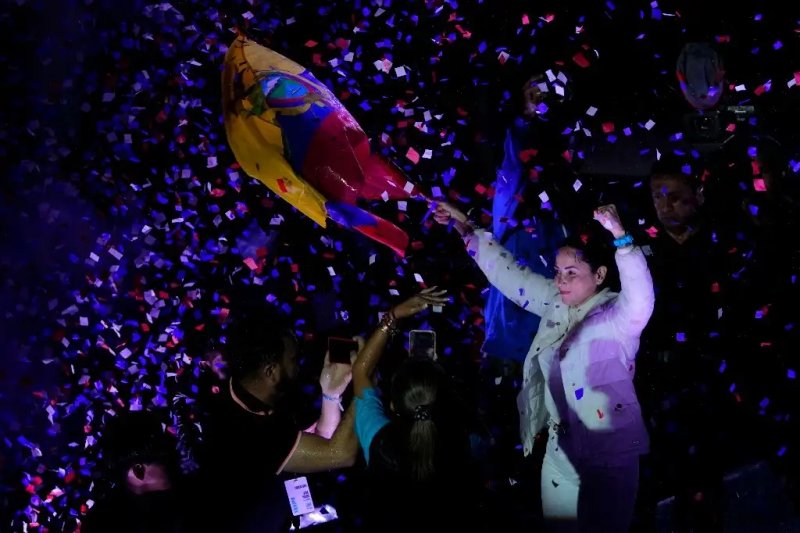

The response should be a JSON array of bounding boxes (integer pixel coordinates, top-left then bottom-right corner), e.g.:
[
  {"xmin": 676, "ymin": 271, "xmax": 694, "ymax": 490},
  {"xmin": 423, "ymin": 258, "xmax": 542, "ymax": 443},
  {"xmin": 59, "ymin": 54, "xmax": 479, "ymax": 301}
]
[
  {"xmin": 613, "ymin": 234, "xmax": 634, "ymax": 248},
  {"xmin": 322, "ymin": 393, "xmax": 343, "ymax": 411}
]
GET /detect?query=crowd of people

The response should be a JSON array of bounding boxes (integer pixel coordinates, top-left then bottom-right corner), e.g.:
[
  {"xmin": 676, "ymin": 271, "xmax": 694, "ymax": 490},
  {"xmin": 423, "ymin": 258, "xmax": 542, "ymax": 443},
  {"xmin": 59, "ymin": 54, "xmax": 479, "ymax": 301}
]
[{"xmin": 2, "ymin": 0, "xmax": 800, "ymax": 532}]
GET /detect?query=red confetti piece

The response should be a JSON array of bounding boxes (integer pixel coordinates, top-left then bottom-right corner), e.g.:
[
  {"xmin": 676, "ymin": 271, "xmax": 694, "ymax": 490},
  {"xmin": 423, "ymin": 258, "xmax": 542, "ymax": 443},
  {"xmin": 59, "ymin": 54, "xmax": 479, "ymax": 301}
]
[
  {"xmin": 572, "ymin": 52, "xmax": 591, "ymax": 68},
  {"xmin": 602, "ymin": 122, "xmax": 615, "ymax": 133},
  {"xmin": 597, "ymin": 409, "xmax": 604, "ymax": 419},
  {"xmin": 406, "ymin": 147, "xmax": 420, "ymax": 164},
  {"xmin": 277, "ymin": 179, "xmax": 288, "ymax": 193},
  {"xmin": 518, "ymin": 148, "xmax": 538, "ymax": 162}
]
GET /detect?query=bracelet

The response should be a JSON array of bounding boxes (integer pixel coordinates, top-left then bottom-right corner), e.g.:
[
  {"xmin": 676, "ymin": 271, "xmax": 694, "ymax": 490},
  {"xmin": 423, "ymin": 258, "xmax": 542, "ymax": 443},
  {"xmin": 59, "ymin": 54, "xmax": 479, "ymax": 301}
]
[
  {"xmin": 378, "ymin": 311, "xmax": 398, "ymax": 336},
  {"xmin": 322, "ymin": 393, "xmax": 344, "ymax": 411},
  {"xmin": 613, "ymin": 234, "xmax": 634, "ymax": 248}
]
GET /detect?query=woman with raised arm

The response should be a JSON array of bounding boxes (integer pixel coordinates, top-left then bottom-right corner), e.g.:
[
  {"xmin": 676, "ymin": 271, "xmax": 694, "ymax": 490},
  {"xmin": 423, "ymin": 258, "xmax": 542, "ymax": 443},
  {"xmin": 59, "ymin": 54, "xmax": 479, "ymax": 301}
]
[
  {"xmin": 352, "ymin": 288, "xmax": 480, "ymax": 531},
  {"xmin": 434, "ymin": 202, "xmax": 655, "ymax": 532}
]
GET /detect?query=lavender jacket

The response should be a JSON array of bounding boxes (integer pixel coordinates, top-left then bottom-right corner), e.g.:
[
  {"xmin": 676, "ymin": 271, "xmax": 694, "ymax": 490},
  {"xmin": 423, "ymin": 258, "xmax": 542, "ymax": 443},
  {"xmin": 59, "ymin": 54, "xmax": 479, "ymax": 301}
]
[{"xmin": 465, "ymin": 230, "xmax": 655, "ymax": 461}]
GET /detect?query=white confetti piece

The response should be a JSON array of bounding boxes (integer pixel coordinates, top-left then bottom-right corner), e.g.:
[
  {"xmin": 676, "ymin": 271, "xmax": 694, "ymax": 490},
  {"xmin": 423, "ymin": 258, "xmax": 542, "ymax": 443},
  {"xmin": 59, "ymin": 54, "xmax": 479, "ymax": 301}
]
[
  {"xmin": 573, "ymin": 179, "xmax": 582, "ymax": 191},
  {"xmin": 586, "ymin": 106, "xmax": 598, "ymax": 116},
  {"xmin": 398, "ymin": 201, "xmax": 407, "ymax": 211},
  {"xmin": 539, "ymin": 191, "xmax": 550, "ymax": 203},
  {"xmin": 644, "ymin": 119, "xmax": 656, "ymax": 130},
  {"xmin": 403, "ymin": 181, "xmax": 414, "ymax": 193},
  {"xmin": 395, "ymin": 66, "xmax": 407, "ymax": 77}
]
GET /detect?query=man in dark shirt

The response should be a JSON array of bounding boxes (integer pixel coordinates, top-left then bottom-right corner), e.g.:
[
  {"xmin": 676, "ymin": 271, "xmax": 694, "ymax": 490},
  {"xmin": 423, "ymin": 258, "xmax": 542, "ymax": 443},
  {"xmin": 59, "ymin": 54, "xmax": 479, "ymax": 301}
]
[
  {"xmin": 636, "ymin": 158, "xmax": 757, "ymax": 531},
  {"xmin": 196, "ymin": 312, "xmax": 358, "ymax": 533}
]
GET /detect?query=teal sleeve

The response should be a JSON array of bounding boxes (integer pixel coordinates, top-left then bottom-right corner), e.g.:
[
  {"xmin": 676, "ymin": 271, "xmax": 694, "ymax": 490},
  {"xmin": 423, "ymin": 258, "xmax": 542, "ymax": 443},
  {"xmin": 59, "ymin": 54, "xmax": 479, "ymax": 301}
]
[{"xmin": 354, "ymin": 387, "xmax": 390, "ymax": 465}]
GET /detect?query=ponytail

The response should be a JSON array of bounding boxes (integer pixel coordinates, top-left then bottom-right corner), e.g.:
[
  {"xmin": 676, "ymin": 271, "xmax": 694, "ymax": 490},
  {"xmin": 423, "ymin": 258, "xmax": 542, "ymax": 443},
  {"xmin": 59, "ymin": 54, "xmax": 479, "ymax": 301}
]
[{"xmin": 407, "ymin": 404, "xmax": 437, "ymax": 480}]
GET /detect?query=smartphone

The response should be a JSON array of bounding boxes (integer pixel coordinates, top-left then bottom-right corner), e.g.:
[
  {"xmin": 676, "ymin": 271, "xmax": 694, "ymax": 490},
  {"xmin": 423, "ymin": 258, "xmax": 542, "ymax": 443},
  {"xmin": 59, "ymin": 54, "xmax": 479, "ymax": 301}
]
[
  {"xmin": 327, "ymin": 337, "xmax": 358, "ymax": 365},
  {"xmin": 409, "ymin": 330, "xmax": 437, "ymax": 360}
]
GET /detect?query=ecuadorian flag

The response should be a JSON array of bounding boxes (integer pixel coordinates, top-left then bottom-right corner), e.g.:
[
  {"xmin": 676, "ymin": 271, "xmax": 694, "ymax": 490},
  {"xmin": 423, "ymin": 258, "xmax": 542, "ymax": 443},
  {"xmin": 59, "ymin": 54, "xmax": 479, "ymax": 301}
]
[{"xmin": 222, "ymin": 37, "xmax": 418, "ymax": 256}]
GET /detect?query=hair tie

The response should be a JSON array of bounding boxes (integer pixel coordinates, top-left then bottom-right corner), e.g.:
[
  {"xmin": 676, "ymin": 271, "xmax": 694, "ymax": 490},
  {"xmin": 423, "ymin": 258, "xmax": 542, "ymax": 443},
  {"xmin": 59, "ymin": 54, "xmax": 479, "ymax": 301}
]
[{"xmin": 412, "ymin": 404, "xmax": 432, "ymax": 422}]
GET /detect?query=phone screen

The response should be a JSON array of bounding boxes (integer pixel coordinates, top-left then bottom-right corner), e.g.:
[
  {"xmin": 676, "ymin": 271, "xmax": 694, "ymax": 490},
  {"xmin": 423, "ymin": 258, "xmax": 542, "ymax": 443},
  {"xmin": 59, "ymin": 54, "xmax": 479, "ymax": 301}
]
[
  {"xmin": 328, "ymin": 337, "xmax": 358, "ymax": 365},
  {"xmin": 409, "ymin": 330, "xmax": 437, "ymax": 360}
]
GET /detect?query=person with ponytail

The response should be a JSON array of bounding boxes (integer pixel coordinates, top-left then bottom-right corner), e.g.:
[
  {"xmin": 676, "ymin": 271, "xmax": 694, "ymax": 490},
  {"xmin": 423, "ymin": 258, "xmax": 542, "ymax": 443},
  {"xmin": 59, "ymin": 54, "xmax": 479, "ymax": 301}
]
[{"xmin": 352, "ymin": 289, "xmax": 479, "ymax": 531}]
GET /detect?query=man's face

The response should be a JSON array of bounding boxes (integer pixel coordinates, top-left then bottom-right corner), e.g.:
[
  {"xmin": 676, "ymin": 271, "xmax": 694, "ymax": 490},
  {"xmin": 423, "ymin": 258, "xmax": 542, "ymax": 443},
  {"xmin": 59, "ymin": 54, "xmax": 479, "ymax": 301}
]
[
  {"xmin": 650, "ymin": 175, "xmax": 702, "ymax": 231},
  {"xmin": 271, "ymin": 335, "xmax": 299, "ymax": 397}
]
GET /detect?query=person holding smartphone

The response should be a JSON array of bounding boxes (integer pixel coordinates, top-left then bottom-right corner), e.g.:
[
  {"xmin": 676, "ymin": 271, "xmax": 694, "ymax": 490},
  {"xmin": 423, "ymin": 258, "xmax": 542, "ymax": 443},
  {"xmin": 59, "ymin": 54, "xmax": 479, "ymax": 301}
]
[
  {"xmin": 433, "ymin": 202, "xmax": 654, "ymax": 532},
  {"xmin": 195, "ymin": 312, "xmax": 359, "ymax": 533},
  {"xmin": 351, "ymin": 289, "xmax": 480, "ymax": 531}
]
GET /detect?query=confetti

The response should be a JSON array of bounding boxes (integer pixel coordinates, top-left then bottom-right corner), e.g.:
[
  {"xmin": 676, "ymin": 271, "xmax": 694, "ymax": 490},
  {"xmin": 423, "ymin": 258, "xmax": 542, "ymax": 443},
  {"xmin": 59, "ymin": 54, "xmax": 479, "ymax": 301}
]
[{"xmin": 4, "ymin": 2, "xmax": 798, "ymax": 529}]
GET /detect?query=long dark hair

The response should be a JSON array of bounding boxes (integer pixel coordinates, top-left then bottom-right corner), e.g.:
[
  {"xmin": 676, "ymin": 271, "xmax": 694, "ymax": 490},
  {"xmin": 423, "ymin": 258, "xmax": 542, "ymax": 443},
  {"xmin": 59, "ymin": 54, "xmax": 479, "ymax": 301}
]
[{"xmin": 375, "ymin": 358, "xmax": 468, "ymax": 482}]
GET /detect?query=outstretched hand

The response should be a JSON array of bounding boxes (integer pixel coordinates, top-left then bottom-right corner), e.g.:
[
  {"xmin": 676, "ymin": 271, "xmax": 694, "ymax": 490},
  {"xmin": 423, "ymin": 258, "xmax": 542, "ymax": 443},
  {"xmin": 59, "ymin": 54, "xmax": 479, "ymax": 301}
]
[
  {"xmin": 392, "ymin": 287, "xmax": 449, "ymax": 320},
  {"xmin": 319, "ymin": 350, "xmax": 355, "ymax": 398},
  {"xmin": 432, "ymin": 202, "xmax": 468, "ymax": 226},
  {"xmin": 593, "ymin": 204, "xmax": 626, "ymax": 239}
]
